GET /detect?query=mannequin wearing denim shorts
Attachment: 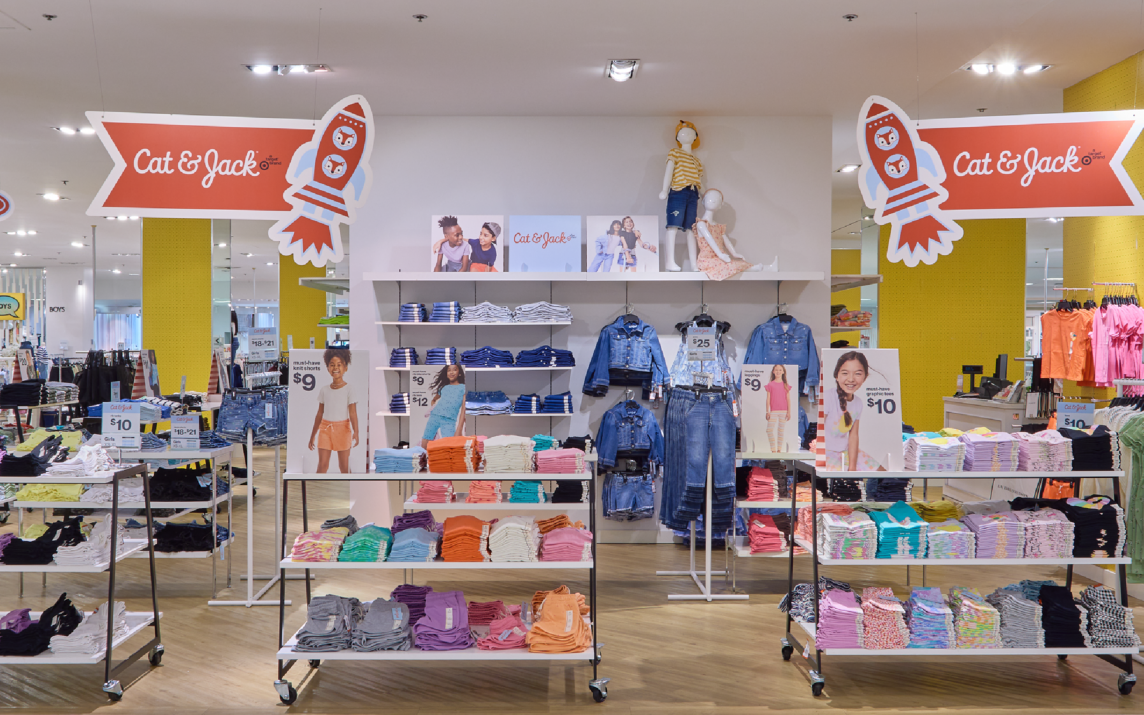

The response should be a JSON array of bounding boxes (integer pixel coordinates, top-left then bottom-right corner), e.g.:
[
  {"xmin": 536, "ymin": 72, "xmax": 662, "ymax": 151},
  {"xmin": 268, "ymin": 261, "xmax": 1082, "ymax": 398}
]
[{"xmin": 659, "ymin": 121, "xmax": 704, "ymax": 271}]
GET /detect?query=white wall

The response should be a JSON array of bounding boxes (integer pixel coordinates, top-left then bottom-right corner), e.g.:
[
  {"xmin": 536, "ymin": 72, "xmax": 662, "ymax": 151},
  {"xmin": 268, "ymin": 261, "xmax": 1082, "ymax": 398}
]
[
  {"xmin": 348, "ymin": 115, "xmax": 832, "ymax": 531},
  {"xmin": 45, "ymin": 266, "xmax": 93, "ymax": 353}
]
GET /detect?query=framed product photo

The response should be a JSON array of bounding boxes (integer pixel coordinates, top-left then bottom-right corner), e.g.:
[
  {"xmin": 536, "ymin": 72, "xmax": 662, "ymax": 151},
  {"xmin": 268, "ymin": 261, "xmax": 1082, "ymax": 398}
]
[
  {"xmin": 429, "ymin": 215, "xmax": 505, "ymax": 272},
  {"xmin": 586, "ymin": 215, "xmax": 660, "ymax": 273},
  {"xmin": 740, "ymin": 364, "xmax": 800, "ymax": 453},
  {"xmin": 817, "ymin": 348, "xmax": 904, "ymax": 472},
  {"xmin": 287, "ymin": 348, "xmax": 370, "ymax": 474}
]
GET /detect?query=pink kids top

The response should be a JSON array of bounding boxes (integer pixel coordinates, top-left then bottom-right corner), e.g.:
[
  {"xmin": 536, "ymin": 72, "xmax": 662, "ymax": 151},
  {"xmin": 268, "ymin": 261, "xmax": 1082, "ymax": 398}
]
[{"xmin": 764, "ymin": 380, "xmax": 791, "ymax": 412}]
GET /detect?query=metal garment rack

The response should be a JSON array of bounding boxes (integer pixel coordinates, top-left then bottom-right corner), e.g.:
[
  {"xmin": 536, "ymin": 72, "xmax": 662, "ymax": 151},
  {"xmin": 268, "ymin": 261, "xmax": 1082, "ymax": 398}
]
[
  {"xmin": 0, "ymin": 464, "xmax": 163, "ymax": 701},
  {"xmin": 657, "ymin": 451, "xmax": 813, "ymax": 601},
  {"xmin": 779, "ymin": 462, "xmax": 1137, "ymax": 697},
  {"xmin": 274, "ymin": 465, "xmax": 607, "ymax": 705}
]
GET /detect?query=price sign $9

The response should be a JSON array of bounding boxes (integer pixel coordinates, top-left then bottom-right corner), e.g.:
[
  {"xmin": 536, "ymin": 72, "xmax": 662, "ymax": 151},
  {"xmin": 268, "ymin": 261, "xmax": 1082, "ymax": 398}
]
[
  {"xmin": 744, "ymin": 377, "xmax": 763, "ymax": 392},
  {"xmin": 292, "ymin": 372, "xmax": 316, "ymax": 391}
]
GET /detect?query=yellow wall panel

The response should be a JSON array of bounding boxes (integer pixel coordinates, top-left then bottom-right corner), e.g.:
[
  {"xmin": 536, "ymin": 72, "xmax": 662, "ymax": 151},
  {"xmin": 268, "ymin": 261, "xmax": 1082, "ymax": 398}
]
[
  {"xmin": 279, "ymin": 257, "xmax": 326, "ymax": 352},
  {"xmin": 142, "ymin": 218, "xmax": 212, "ymax": 394},
  {"xmin": 831, "ymin": 249, "xmax": 863, "ymax": 344},
  {"xmin": 879, "ymin": 220, "xmax": 1025, "ymax": 431}
]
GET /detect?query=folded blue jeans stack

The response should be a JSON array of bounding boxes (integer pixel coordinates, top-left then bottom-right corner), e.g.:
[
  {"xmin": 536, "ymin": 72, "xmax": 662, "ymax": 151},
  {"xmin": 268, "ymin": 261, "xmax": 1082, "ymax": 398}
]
[
  {"xmin": 603, "ymin": 474, "xmax": 655, "ymax": 521},
  {"xmin": 390, "ymin": 347, "xmax": 419, "ymax": 367},
  {"xmin": 429, "ymin": 302, "xmax": 462, "ymax": 323},
  {"xmin": 513, "ymin": 394, "xmax": 542, "ymax": 414},
  {"xmin": 465, "ymin": 390, "xmax": 512, "ymax": 416},
  {"xmin": 389, "ymin": 392, "xmax": 410, "ymax": 414},
  {"xmin": 425, "ymin": 347, "xmax": 458, "ymax": 366},
  {"xmin": 460, "ymin": 346, "xmax": 513, "ymax": 368},
  {"xmin": 515, "ymin": 345, "xmax": 575, "ymax": 367},
  {"xmin": 541, "ymin": 392, "xmax": 573, "ymax": 414},
  {"xmin": 398, "ymin": 303, "xmax": 427, "ymax": 323}
]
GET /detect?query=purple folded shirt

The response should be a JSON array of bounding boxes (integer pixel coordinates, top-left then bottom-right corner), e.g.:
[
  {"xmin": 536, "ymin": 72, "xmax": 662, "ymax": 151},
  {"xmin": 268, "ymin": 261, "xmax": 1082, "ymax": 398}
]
[
  {"xmin": 0, "ymin": 608, "xmax": 33, "ymax": 634},
  {"xmin": 0, "ymin": 533, "xmax": 12, "ymax": 559},
  {"xmin": 391, "ymin": 584, "xmax": 433, "ymax": 624},
  {"xmin": 392, "ymin": 510, "xmax": 442, "ymax": 536},
  {"xmin": 413, "ymin": 590, "xmax": 475, "ymax": 651}
]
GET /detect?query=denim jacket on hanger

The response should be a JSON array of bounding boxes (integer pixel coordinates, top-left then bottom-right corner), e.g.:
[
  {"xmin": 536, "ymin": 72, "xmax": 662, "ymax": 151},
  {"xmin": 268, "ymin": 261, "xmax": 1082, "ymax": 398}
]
[
  {"xmin": 668, "ymin": 330, "xmax": 738, "ymax": 398},
  {"xmin": 743, "ymin": 316, "xmax": 820, "ymax": 392},
  {"xmin": 582, "ymin": 316, "xmax": 671, "ymax": 397},
  {"xmin": 595, "ymin": 401, "xmax": 665, "ymax": 469}
]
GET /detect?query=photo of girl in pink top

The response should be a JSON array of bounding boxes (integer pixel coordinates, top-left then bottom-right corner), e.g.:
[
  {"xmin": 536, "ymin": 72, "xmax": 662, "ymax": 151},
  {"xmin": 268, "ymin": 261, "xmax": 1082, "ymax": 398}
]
[
  {"xmin": 764, "ymin": 364, "xmax": 793, "ymax": 452},
  {"xmin": 823, "ymin": 351, "xmax": 887, "ymax": 471}
]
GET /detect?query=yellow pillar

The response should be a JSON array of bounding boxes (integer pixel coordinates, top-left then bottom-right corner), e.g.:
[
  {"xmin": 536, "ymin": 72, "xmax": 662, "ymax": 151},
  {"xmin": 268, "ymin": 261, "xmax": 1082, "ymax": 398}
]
[
  {"xmin": 278, "ymin": 256, "xmax": 326, "ymax": 352},
  {"xmin": 142, "ymin": 218, "xmax": 212, "ymax": 393}
]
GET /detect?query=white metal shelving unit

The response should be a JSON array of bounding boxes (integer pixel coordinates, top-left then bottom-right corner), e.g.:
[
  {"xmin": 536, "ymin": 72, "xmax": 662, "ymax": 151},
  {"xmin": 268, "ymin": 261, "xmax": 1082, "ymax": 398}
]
[
  {"xmin": 0, "ymin": 464, "xmax": 163, "ymax": 700},
  {"xmin": 779, "ymin": 462, "xmax": 1138, "ymax": 697},
  {"xmin": 274, "ymin": 468, "xmax": 606, "ymax": 705}
]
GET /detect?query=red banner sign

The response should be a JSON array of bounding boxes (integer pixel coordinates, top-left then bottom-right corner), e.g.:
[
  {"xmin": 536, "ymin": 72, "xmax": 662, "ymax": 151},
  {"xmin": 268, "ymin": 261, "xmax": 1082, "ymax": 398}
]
[{"xmin": 857, "ymin": 95, "xmax": 1144, "ymax": 266}]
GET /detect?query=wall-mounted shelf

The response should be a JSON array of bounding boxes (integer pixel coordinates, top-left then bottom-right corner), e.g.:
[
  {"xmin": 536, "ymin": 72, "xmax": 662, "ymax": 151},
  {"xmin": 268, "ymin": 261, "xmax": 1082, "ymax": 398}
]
[
  {"xmin": 367, "ymin": 271, "xmax": 825, "ymax": 283},
  {"xmin": 831, "ymin": 274, "xmax": 882, "ymax": 293},
  {"xmin": 298, "ymin": 277, "xmax": 349, "ymax": 295}
]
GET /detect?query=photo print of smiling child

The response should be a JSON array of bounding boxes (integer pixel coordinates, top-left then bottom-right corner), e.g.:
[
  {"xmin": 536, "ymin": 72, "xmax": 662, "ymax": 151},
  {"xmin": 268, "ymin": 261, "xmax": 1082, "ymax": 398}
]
[
  {"xmin": 287, "ymin": 348, "xmax": 371, "ymax": 474},
  {"xmin": 817, "ymin": 348, "xmax": 904, "ymax": 472},
  {"xmin": 430, "ymin": 215, "xmax": 505, "ymax": 272}
]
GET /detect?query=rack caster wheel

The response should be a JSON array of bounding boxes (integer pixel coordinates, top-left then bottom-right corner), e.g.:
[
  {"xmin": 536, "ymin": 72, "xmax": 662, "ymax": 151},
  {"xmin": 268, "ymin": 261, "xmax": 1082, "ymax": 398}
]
[
  {"xmin": 309, "ymin": 659, "xmax": 321, "ymax": 668},
  {"xmin": 1057, "ymin": 654, "xmax": 1068, "ymax": 661},
  {"xmin": 274, "ymin": 679, "xmax": 298, "ymax": 705},
  {"xmin": 1118, "ymin": 673, "xmax": 1136, "ymax": 695},
  {"xmin": 149, "ymin": 644, "xmax": 164, "ymax": 666},
  {"xmin": 811, "ymin": 681, "xmax": 825, "ymax": 697},
  {"xmin": 589, "ymin": 678, "xmax": 610, "ymax": 703},
  {"xmin": 103, "ymin": 680, "xmax": 123, "ymax": 701},
  {"xmin": 781, "ymin": 644, "xmax": 794, "ymax": 661}
]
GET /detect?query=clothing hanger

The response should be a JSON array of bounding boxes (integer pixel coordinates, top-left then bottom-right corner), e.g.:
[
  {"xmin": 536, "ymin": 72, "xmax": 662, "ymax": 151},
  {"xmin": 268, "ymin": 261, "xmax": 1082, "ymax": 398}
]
[
  {"xmin": 624, "ymin": 388, "xmax": 639, "ymax": 410},
  {"xmin": 775, "ymin": 301, "xmax": 794, "ymax": 323},
  {"xmin": 620, "ymin": 302, "xmax": 639, "ymax": 324}
]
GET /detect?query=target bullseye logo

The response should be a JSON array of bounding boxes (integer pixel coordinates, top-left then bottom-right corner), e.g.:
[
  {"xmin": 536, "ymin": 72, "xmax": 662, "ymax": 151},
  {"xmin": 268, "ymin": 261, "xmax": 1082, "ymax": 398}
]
[{"xmin": 0, "ymin": 190, "xmax": 11, "ymax": 221}]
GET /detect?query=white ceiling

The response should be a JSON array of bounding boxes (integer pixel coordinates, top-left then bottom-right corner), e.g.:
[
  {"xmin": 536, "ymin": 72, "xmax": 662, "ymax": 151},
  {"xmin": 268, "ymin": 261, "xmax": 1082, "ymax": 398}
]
[{"xmin": 2, "ymin": 0, "xmax": 1143, "ymax": 283}]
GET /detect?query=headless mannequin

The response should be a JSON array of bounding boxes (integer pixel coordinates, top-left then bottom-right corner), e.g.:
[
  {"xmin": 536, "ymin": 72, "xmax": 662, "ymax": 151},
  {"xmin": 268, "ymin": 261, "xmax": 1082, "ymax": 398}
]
[
  {"xmin": 658, "ymin": 126, "xmax": 700, "ymax": 271},
  {"xmin": 694, "ymin": 188, "xmax": 776, "ymax": 273}
]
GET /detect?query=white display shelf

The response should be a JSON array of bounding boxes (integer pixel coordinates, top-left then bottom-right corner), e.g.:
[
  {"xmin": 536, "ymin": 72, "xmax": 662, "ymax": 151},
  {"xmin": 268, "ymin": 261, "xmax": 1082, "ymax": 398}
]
[
  {"xmin": 830, "ymin": 325, "xmax": 869, "ymax": 333},
  {"xmin": 730, "ymin": 536, "xmax": 793, "ymax": 559},
  {"xmin": 114, "ymin": 446, "xmax": 235, "ymax": 462},
  {"xmin": 12, "ymin": 493, "xmax": 230, "ymax": 510},
  {"xmin": 317, "ymin": 324, "xmax": 349, "ymax": 329},
  {"xmin": 404, "ymin": 494, "xmax": 590, "ymax": 511},
  {"xmin": 132, "ymin": 537, "xmax": 235, "ymax": 559},
  {"xmin": 377, "ymin": 321, "xmax": 572, "ymax": 327},
  {"xmin": 0, "ymin": 470, "xmax": 118, "ymax": 484},
  {"xmin": 737, "ymin": 451, "xmax": 815, "ymax": 461},
  {"xmin": 792, "ymin": 537, "xmax": 1132, "ymax": 566},
  {"xmin": 298, "ymin": 276, "xmax": 349, "ymax": 295},
  {"xmin": 285, "ymin": 471, "xmax": 591, "ymax": 481},
  {"xmin": 278, "ymin": 633, "xmax": 593, "ymax": 662},
  {"xmin": 0, "ymin": 539, "xmax": 151, "ymax": 573},
  {"xmin": 800, "ymin": 468, "xmax": 1125, "ymax": 480},
  {"xmin": 367, "ymin": 271, "xmax": 825, "ymax": 283},
  {"xmin": 376, "ymin": 411, "xmax": 571, "ymax": 418},
  {"xmin": 280, "ymin": 557, "xmax": 592, "ymax": 570},
  {"xmin": 0, "ymin": 612, "xmax": 158, "ymax": 665},
  {"xmin": 377, "ymin": 366, "xmax": 572, "ymax": 372},
  {"xmin": 794, "ymin": 620, "xmax": 1137, "ymax": 657},
  {"xmin": 735, "ymin": 500, "xmax": 794, "ymax": 509},
  {"xmin": 5, "ymin": 400, "xmax": 80, "ymax": 410},
  {"xmin": 830, "ymin": 274, "xmax": 883, "ymax": 293}
]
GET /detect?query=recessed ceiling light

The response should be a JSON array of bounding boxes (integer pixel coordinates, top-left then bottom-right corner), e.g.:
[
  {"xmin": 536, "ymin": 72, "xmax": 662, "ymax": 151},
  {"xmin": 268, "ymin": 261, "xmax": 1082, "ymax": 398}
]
[
  {"xmin": 43, "ymin": 193, "xmax": 60, "ymax": 201},
  {"xmin": 1023, "ymin": 64, "xmax": 1051, "ymax": 74},
  {"xmin": 1026, "ymin": 283, "xmax": 1034, "ymax": 286},
  {"xmin": 105, "ymin": 216, "xmax": 116, "ymax": 220},
  {"xmin": 250, "ymin": 64, "xmax": 273, "ymax": 74},
  {"xmin": 56, "ymin": 127, "xmax": 76, "ymax": 135},
  {"xmin": 266, "ymin": 262, "xmax": 275, "ymax": 266},
  {"xmin": 129, "ymin": 216, "xmax": 139, "ymax": 220},
  {"xmin": 997, "ymin": 62, "xmax": 1017, "ymax": 75},
  {"xmin": 245, "ymin": 63, "xmax": 330, "ymax": 75},
  {"xmin": 244, "ymin": 252, "xmax": 254, "ymax": 257},
  {"xmin": 838, "ymin": 164, "xmax": 860, "ymax": 173},
  {"xmin": 117, "ymin": 216, "xmax": 127, "ymax": 221},
  {"xmin": 13, "ymin": 251, "xmax": 23, "ymax": 257},
  {"xmin": 289, "ymin": 65, "xmax": 309, "ymax": 74},
  {"xmin": 15, "ymin": 231, "xmax": 25, "ymax": 237},
  {"xmin": 26, "ymin": 231, "xmax": 36, "ymax": 236},
  {"xmin": 217, "ymin": 242, "xmax": 227, "ymax": 247},
  {"xmin": 70, "ymin": 241, "xmax": 84, "ymax": 248},
  {"xmin": 970, "ymin": 63, "xmax": 993, "ymax": 75},
  {"xmin": 605, "ymin": 59, "xmax": 640, "ymax": 82},
  {"xmin": 112, "ymin": 268, "xmax": 121, "ymax": 274},
  {"xmin": 80, "ymin": 126, "xmax": 96, "ymax": 135},
  {"xmin": 128, "ymin": 273, "xmax": 140, "ymax": 276},
  {"xmin": 8, "ymin": 264, "xmax": 15, "ymax": 268}
]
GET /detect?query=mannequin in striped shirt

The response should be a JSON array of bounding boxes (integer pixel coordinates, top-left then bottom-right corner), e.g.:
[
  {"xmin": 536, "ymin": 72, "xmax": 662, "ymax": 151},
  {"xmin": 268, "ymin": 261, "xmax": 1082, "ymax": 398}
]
[{"xmin": 659, "ymin": 121, "xmax": 703, "ymax": 271}]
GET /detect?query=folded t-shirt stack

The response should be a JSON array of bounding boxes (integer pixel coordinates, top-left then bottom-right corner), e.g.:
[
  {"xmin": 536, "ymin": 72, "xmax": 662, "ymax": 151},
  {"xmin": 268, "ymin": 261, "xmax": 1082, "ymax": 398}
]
[
  {"xmin": 817, "ymin": 511, "xmax": 877, "ymax": 559},
  {"xmin": 467, "ymin": 600, "xmax": 508, "ymax": 626},
  {"xmin": 551, "ymin": 479, "xmax": 589, "ymax": 503},
  {"xmin": 414, "ymin": 590, "xmax": 475, "ymax": 651},
  {"xmin": 53, "ymin": 515, "xmax": 124, "ymax": 567},
  {"xmin": 949, "ymin": 586, "xmax": 1001, "ymax": 648},
  {"xmin": 1012, "ymin": 508, "xmax": 1074, "ymax": 558},
  {"xmin": 541, "ymin": 392, "xmax": 574, "ymax": 413},
  {"xmin": 815, "ymin": 588, "xmax": 864, "ymax": 649},
  {"xmin": 1060, "ymin": 496, "xmax": 1125, "ymax": 557},
  {"xmin": 525, "ymin": 592, "xmax": 591, "ymax": 653},
  {"xmin": 540, "ymin": 526, "xmax": 593, "ymax": 561},
  {"xmin": 1013, "ymin": 430, "xmax": 1073, "ymax": 472},
  {"xmin": 962, "ymin": 512, "xmax": 1024, "ymax": 558},
  {"xmin": 477, "ymin": 613, "xmax": 529, "ymax": 650},
  {"xmin": 536, "ymin": 447, "xmax": 585, "ymax": 475},
  {"xmin": 531, "ymin": 434, "xmax": 558, "ymax": 451},
  {"xmin": 391, "ymin": 584, "xmax": 433, "ymax": 625},
  {"xmin": 959, "ymin": 431, "xmax": 1019, "ymax": 472},
  {"xmin": 414, "ymin": 480, "xmax": 455, "ymax": 503},
  {"xmin": 48, "ymin": 601, "xmax": 128, "ymax": 656},
  {"xmin": 44, "ymin": 382, "xmax": 80, "ymax": 404},
  {"xmin": 389, "ymin": 347, "xmax": 419, "ymax": 367},
  {"xmin": 339, "ymin": 525, "xmax": 392, "ymax": 562},
  {"xmin": 374, "ymin": 447, "xmax": 426, "ymax": 473},
  {"xmin": 861, "ymin": 587, "xmax": 910, "ymax": 649},
  {"xmin": 429, "ymin": 301, "xmax": 462, "ymax": 323},
  {"xmin": 1039, "ymin": 584, "xmax": 1092, "ymax": 648},
  {"xmin": 290, "ymin": 527, "xmax": 350, "ymax": 562},
  {"xmin": 0, "ymin": 448, "xmax": 53, "ymax": 477},
  {"xmin": 388, "ymin": 392, "xmax": 410, "ymax": 414},
  {"xmin": 514, "ymin": 394, "xmax": 542, "ymax": 413},
  {"xmin": 441, "ymin": 515, "xmax": 491, "ymax": 562},
  {"xmin": 425, "ymin": 347, "xmax": 458, "ymax": 366},
  {"xmin": 352, "ymin": 597, "xmax": 411, "ymax": 651},
  {"xmin": 870, "ymin": 502, "xmax": 928, "ymax": 559},
  {"xmin": 745, "ymin": 467, "xmax": 777, "ymax": 501},
  {"xmin": 509, "ymin": 479, "xmax": 546, "ymax": 503},
  {"xmin": 747, "ymin": 513, "xmax": 785, "ymax": 553},
  {"xmin": 908, "ymin": 500, "xmax": 962, "ymax": 523},
  {"xmin": 1, "ymin": 517, "xmax": 84, "ymax": 565},
  {"xmin": 985, "ymin": 586, "xmax": 1045, "ymax": 649},
  {"xmin": 388, "ymin": 527, "xmax": 439, "ymax": 562},
  {"xmin": 460, "ymin": 301, "xmax": 513, "ymax": 323},
  {"xmin": 488, "ymin": 516, "xmax": 540, "ymax": 562},
  {"xmin": 907, "ymin": 587, "xmax": 954, "ymax": 648},
  {"xmin": 516, "ymin": 345, "xmax": 574, "ymax": 368},
  {"xmin": 391, "ymin": 509, "xmax": 439, "ymax": 535},
  {"xmin": 904, "ymin": 435, "xmax": 965, "ymax": 471},
  {"xmin": 154, "ymin": 522, "xmax": 230, "ymax": 553},
  {"xmin": 11, "ymin": 482, "xmax": 85, "ymax": 502},
  {"xmin": 426, "ymin": 435, "xmax": 481, "ymax": 473},
  {"xmin": 0, "ymin": 379, "xmax": 46, "ymax": 406},
  {"xmin": 513, "ymin": 301, "xmax": 573, "ymax": 323},
  {"xmin": 1058, "ymin": 425, "xmax": 1115, "ymax": 471},
  {"xmin": 828, "ymin": 477, "xmax": 863, "ymax": 502},
  {"xmin": 398, "ymin": 303, "xmax": 427, "ymax": 322},
  {"xmin": 482, "ymin": 435, "xmax": 534, "ymax": 472},
  {"xmin": 460, "ymin": 347, "xmax": 514, "ymax": 368},
  {"xmin": 925, "ymin": 519, "xmax": 976, "ymax": 559},
  {"xmin": 292, "ymin": 595, "xmax": 361, "ymax": 652},
  {"xmin": 1077, "ymin": 585, "xmax": 1142, "ymax": 648},
  {"xmin": 797, "ymin": 503, "xmax": 854, "ymax": 546},
  {"xmin": 862, "ymin": 477, "xmax": 912, "ymax": 502},
  {"xmin": 465, "ymin": 480, "xmax": 501, "ymax": 503},
  {"xmin": 537, "ymin": 514, "xmax": 576, "ymax": 533}
]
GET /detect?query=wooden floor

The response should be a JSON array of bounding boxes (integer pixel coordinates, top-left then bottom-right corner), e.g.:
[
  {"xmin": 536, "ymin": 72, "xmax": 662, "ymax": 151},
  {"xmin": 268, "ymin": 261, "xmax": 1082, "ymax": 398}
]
[{"xmin": 0, "ymin": 448, "xmax": 1141, "ymax": 714}]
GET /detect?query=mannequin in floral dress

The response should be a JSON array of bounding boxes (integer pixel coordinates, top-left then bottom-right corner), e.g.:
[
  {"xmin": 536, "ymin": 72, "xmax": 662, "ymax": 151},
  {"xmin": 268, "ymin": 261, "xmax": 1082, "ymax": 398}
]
[{"xmin": 693, "ymin": 189, "xmax": 771, "ymax": 280}]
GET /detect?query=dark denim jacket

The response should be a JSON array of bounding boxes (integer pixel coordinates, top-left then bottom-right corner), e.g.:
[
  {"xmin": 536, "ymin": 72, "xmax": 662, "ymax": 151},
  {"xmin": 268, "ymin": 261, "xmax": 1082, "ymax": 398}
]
[
  {"xmin": 595, "ymin": 401, "xmax": 665, "ymax": 468},
  {"xmin": 743, "ymin": 317, "xmax": 820, "ymax": 391},
  {"xmin": 582, "ymin": 317, "xmax": 671, "ymax": 396}
]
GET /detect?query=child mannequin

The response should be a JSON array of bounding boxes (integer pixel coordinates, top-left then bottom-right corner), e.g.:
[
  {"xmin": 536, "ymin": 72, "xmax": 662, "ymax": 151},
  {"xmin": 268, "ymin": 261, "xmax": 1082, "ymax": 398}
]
[
  {"xmin": 693, "ymin": 189, "xmax": 774, "ymax": 280},
  {"xmin": 658, "ymin": 121, "xmax": 702, "ymax": 271}
]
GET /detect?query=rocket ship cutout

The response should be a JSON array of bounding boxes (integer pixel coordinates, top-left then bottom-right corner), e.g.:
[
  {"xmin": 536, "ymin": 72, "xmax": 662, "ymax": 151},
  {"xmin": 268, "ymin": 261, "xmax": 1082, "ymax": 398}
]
[
  {"xmin": 269, "ymin": 95, "xmax": 374, "ymax": 266},
  {"xmin": 857, "ymin": 96, "xmax": 962, "ymax": 267}
]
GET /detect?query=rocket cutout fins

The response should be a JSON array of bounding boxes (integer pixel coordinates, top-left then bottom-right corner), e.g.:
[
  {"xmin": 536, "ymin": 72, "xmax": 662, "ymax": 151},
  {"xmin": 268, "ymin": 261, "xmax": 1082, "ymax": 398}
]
[
  {"xmin": 269, "ymin": 96, "xmax": 374, "ymax": 267},
  {"xmin": 857, "ymin": 96, "xmax": 962, "ymax": 267}
]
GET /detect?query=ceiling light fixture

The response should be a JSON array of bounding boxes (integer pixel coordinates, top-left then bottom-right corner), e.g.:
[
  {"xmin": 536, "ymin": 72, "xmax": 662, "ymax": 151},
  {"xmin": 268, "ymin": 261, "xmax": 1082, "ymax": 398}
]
[
  {"xmin": 970, "ymin": 63, "xmax": 993, "ymax": 75},
  {"xmin": 217, "ymin": 242, "xmax": 227, "ymax": 247},
  {"xmin": 266, "ymin": 262, "xmax": 275, "ymax": 266},
  {"xmin": 112, "ymin": 268, "xmax": 121, "ymax": 274},
  {"xmin": 8, "ymin": 264, "xmax": 15, "ymax": 268},
  {"xmin": 15, "ymin": 231, "xmax": 25, "ymax": 237},
  {"xmin": 13, "ymin": 252, "xmax": 23, "ymax": 257},
  {"xmin": 245, "ymin": 64, "xmax": 330, "ymax": 75},
  {"xmin": 1023, "ymin": 64, "xmax": 1051, "ymax": 74},
  {"xmin": 244, "ymin": 252, "xmax": 254, "ymax": 257},
  {"xmin": 838, "ymin": 164, "xmax": 861, "ymax": 173},
  {"xmin": 80, "ymin": 127, "xmax": 96, "ymax": 135},
  {"xmin": 70, "ymin": 241, "xmax": 84, "ymax": 248},
  {"xmin": 43, "ymin": 193, "xmax": 60, "ymax": 201},
  {"xmin": 605, "ymin": 59, "xmax": 640, "ymax": 82},
  {"xmin": 117, "ymin": 216, "xmax": 127, "ymax": 221},
  {"xmin": 27, "ymin": 231, "xmax": 36, "ymax": 235},
  {"xmin": 56, "ymin": 127, "xmax": 76, "ymax": 135},
  {"xmin": 250, "ymin": 64, "xmax": 273, "ymax": 74},
  {"xmin": 105, "ymin": 216, "xmax": 116, "ymax": 220},
  {"xmin": 129, "ymin": 216, "xmax": 139, "ymax": 220},
  {"xmin": 997, "ymin": 62, "xmax": 1017, "ymax": 75}
]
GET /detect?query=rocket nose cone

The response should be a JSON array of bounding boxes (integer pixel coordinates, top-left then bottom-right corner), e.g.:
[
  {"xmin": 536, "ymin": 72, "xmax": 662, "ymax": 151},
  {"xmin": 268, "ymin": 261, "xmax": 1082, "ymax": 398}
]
[
  {"xmin": 867, "ymin": 103, "xmax": 889, "ymax": 118},
  {"xmin": 343, "ymin": 102, "xmax": 365, "ymax": 117}
]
